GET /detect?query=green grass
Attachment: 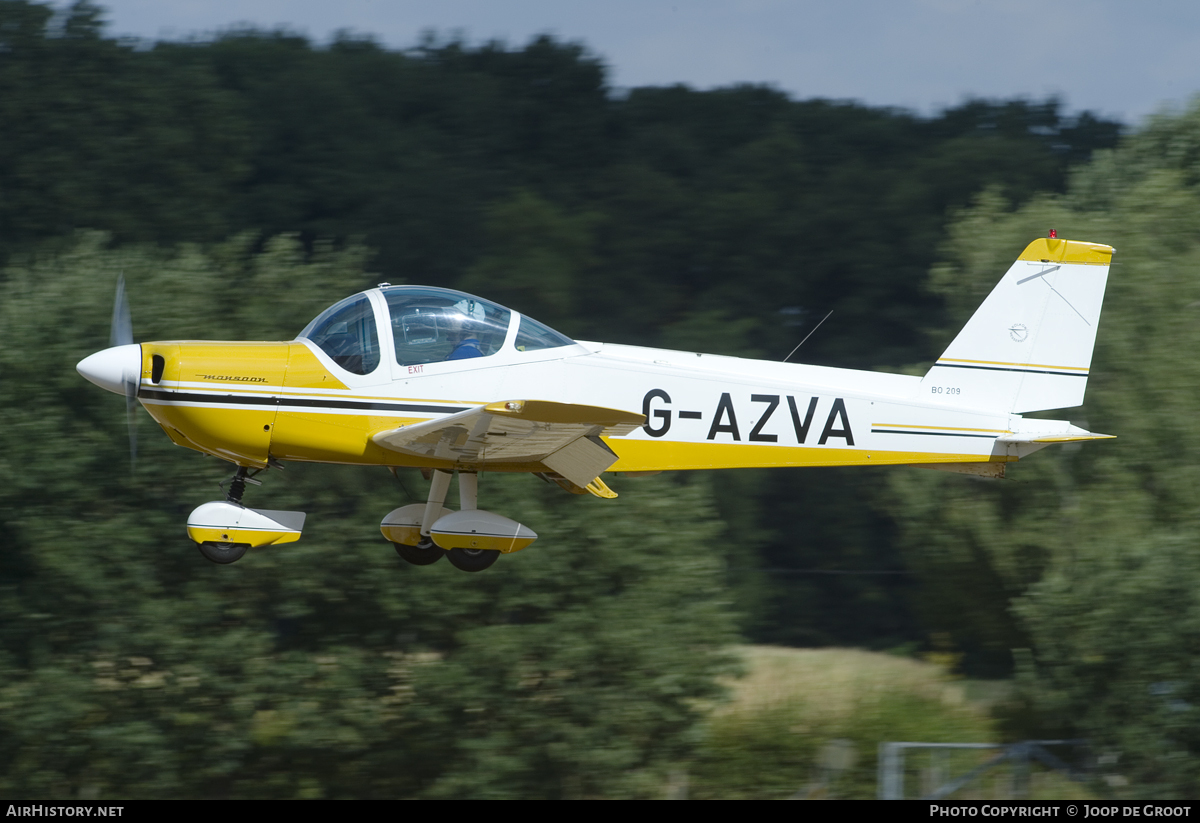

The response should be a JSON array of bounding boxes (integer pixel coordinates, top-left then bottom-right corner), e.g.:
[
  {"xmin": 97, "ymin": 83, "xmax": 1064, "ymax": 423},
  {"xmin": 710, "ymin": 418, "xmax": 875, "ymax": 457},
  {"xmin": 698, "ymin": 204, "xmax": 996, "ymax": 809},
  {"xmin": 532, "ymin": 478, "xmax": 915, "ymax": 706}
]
[{"xmin": 686, "ymin": 647, "xmax": 1088, "ymax": 800}]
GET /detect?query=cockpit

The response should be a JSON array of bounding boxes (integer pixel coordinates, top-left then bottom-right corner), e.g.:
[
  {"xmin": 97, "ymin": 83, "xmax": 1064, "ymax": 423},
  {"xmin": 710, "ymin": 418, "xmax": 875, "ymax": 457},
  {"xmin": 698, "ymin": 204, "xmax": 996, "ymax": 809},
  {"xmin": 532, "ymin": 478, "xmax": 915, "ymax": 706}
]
[{"xmin": 297, "ymin": 286, "xmax": 577, "ymax": 376}]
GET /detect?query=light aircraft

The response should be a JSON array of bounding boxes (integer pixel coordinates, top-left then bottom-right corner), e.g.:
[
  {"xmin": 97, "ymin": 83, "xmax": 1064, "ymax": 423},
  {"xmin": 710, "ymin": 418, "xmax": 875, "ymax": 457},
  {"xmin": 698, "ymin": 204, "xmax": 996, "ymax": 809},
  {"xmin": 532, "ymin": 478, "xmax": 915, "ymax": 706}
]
[{"xmin": 77, "ymin": 235, "xmax": 1115, "ymax": 572}]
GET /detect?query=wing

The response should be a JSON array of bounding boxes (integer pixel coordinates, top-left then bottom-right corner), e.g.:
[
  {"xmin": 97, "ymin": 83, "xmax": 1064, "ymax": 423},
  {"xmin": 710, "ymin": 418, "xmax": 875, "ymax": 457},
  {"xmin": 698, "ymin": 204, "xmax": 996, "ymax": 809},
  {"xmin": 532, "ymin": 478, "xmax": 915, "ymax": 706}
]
[{"xmin": 372, "ymin": 400, "xmax": 646, "ymax": 487}]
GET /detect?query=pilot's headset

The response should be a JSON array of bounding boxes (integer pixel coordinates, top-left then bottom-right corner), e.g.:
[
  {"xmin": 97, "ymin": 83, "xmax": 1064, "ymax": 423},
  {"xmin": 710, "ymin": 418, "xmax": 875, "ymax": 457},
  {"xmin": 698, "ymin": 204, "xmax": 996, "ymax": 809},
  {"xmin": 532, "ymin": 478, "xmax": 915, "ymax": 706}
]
[
  {"xmin": 449, "ymin": 299, "xmax": 489, "ymax": 344},
  {"xmin": 443, "ymin": 310, "xmax": 469, "ymax": 338}
]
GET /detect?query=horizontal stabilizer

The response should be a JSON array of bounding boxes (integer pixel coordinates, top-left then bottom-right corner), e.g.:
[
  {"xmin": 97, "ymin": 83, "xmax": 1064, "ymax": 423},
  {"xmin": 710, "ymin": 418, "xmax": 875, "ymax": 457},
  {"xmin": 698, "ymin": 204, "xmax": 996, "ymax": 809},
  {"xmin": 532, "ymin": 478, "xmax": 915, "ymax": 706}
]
[{"xmin": 997, "ymin": 431, "xmax": 1115, "ymax": 444}]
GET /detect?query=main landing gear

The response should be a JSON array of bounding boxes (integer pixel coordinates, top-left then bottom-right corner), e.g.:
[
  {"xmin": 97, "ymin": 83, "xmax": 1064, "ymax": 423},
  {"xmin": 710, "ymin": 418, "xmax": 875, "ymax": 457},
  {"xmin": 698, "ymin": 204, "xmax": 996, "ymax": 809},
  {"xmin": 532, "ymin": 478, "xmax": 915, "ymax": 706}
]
[
  {"xmin": 446, "ymin": 545, "xmax": 500, "ymax": 573},
  {"xmin": 394, "ymin": 538, "xmax": 443, "ymax": 566},
  {"xmin": 381, "ymin": 470, "xmax": 536, "ymax": 573},
  {"xmin": 187, "ymin": 466, "xmax": 306, "ymax": 565}
]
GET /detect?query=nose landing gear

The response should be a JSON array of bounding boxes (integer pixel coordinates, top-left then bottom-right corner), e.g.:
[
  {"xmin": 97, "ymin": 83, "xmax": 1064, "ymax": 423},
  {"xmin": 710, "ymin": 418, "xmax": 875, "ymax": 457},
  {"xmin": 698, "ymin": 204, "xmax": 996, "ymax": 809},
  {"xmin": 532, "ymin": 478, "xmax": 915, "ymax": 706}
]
[
  {"xmin": 198, "ymin": 541, "xmax": 249, "ymax": 565},
  {"xmin": 188, "ymin": 466, "xmax": 306, "ymax": 564},
  {"xmin": 221, "ymin": 466, "xmax": 262, "ymax": 505}
]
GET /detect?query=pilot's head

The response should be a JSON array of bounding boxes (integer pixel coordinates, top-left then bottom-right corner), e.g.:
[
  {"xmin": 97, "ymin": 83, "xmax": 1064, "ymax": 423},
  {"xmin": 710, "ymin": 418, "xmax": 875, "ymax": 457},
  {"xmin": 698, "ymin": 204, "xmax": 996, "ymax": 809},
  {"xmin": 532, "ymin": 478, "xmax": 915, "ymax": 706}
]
[{"xmin": 445, "ymin": 311, "xmax": 485, "ymax": 349}]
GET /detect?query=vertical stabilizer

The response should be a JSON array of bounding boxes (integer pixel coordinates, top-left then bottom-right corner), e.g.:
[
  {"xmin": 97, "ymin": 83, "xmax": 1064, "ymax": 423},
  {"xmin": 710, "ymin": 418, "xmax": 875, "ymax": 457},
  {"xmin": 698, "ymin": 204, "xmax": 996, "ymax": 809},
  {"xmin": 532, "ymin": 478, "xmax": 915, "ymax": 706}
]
[{"xmin": 920, "ymin": 238, "xmax": 1113, "ymax": 413}]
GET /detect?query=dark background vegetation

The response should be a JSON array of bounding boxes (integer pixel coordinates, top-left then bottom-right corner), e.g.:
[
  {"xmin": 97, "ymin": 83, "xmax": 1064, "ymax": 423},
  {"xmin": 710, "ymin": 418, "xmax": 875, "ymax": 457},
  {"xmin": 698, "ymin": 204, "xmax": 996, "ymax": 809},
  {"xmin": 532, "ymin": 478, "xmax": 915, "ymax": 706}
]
[{"xmin": 2, "ymin": 0, "xmax": 1198, "ymax": 798}]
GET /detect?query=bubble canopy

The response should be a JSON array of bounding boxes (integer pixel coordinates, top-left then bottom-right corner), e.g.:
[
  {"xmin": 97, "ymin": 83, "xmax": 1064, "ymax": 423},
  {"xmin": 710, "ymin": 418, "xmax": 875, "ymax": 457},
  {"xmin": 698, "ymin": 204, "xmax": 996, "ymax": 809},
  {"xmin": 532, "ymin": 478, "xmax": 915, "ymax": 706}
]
[{"xmin": 298, "ymin": 286, "xmax": 576, "ymax": 375}]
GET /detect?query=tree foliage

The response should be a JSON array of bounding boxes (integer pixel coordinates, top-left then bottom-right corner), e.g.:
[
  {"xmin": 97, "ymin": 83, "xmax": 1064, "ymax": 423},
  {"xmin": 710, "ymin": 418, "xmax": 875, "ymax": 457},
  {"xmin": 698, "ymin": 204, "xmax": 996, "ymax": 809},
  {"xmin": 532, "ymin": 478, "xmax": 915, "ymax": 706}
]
[
  {"xmin": 6, "ymin": 0, "xmax": 1186, "ymax": 798},
  {"xmin": 0, "ymin": 235, "xmax": 737, "ymax": 798},
  {"xmin": 888, "ymin": 101, "xmax": 1200, "ymax": 797},
  {"xmin": 0, "ymin": 5, "xmax": 1125, "ymax": 651}
]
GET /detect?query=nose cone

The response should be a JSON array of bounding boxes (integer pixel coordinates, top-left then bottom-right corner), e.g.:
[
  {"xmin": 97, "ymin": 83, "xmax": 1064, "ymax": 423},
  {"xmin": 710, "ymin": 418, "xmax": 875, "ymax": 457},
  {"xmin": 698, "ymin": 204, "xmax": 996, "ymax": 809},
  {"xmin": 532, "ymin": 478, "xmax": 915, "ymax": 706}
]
[{"xmin": 77, "ymin": 344, "xmax": 142, "ymax": 395}]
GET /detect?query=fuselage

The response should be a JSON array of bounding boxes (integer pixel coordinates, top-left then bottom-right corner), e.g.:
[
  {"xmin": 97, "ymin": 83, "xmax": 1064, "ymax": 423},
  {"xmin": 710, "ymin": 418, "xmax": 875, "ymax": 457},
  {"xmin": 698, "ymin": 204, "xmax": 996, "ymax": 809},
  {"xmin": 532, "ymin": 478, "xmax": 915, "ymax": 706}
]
[
  {"xmin": 68, "ymin": 281, "xmax": 1098, "ymax": 476},
  {"xmin": 132, "ymin": 332, "xmax": 1031, "ymax": 474}
]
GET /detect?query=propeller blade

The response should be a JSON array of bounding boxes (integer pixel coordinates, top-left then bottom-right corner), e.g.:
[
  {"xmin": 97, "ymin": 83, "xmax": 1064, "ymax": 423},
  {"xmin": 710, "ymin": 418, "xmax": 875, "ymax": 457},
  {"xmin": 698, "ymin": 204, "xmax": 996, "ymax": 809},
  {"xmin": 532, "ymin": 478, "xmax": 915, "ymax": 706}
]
[
  {"xmin": 110, "ymin": 274, "xmax": 133, "ymax": 348},
  {"xmin": 124, "ymin": 366, "xmax": 138, "ymax": 471},
  {"xmin": 113, "ymin": 275, "xmax": 137, "ymax": 471}
]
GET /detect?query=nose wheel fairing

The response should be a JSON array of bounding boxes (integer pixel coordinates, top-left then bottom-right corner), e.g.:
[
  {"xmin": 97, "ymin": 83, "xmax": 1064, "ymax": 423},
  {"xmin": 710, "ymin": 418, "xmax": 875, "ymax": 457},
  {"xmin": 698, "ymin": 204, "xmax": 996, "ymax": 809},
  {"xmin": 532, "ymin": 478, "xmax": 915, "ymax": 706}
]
[
  {"xmin": 187, "ymin": 466, "xmax": 306, "ymax": 562},
  {"xmin": 186, "ymin": 501, "xmax": 306, "ymax": 549}
]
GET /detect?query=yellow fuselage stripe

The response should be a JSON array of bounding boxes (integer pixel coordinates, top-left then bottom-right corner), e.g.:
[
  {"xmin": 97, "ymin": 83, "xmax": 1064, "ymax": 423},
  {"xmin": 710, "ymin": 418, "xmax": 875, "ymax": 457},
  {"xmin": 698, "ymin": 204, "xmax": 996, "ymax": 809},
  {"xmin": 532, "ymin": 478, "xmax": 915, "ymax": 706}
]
[{"xmin": 607, "ymin": 439, "xmax": 1007, "ymax": 472}]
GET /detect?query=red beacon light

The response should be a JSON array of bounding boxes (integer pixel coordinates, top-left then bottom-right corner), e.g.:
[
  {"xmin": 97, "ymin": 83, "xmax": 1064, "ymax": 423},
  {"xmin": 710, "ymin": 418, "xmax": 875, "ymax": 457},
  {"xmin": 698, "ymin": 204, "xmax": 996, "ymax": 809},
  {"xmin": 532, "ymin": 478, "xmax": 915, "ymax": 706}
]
[{"xmin": 1048, "ymin": 229, "xmax": 1058, "ymax": 238}]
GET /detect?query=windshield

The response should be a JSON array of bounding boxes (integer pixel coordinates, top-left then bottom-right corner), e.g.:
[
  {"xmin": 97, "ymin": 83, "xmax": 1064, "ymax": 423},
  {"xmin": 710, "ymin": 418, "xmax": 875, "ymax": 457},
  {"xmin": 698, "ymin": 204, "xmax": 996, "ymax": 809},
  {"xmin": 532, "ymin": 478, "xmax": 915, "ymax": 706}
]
[
  {"xmin": 301, "ymin": 286, "xmax": 578, "ymax": 373},
  {"xmin": 514, "ymin": 313, "xmax": 575, "ymax": 352},
  {"xmin": 297, "ymin": 293, "xmax": 381, "ymax": 375},
  {"xmin": 383, "ymin": 287, "xmax": 513, "ymax": 366}
]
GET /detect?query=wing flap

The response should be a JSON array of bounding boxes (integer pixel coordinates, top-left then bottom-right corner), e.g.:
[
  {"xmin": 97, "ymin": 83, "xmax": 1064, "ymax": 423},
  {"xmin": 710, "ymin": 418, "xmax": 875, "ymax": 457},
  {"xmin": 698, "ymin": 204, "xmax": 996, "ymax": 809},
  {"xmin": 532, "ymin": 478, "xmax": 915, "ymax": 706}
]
[
  {"xmin": 372, "ymin": 400, "xmax": 645, "ymax": 471},
  {"xmin": 543, "ymin": 435, "xmax": 619, "ymax": 488}
]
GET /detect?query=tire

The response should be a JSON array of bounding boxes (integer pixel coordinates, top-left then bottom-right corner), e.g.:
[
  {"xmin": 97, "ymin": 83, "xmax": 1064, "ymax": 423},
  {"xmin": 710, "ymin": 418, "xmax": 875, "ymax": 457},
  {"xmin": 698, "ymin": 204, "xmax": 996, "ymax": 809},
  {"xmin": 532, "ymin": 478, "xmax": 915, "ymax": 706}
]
[
  {"xmin": 197, "ymin": 541, "xmax": 249, "ymax": 565},
  {"xmin": 446, "ymin": 546, "xmax": 500, "ymax": 572},
  {"xmin": 394, "ymin": 538, "xmax": 443, "ymax": 566}
]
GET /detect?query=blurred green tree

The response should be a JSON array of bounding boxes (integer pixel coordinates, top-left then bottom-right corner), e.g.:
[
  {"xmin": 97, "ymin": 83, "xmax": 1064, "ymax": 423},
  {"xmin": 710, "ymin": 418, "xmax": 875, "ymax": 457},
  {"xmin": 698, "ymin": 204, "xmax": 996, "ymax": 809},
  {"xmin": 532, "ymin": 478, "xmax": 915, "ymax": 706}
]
[
  {"xmin": 0, "ymin": 0, "xmax": 1132, "ymax": 683},
  {"xmin": 459, "ymin": 189, "xmax": 599, "ymax": 327},
  {"xmin": 0, "ymin": 1, "xmax": 250, "ymax": 255},
  {"xmin": 887, "ymin": 102, "xmax": 1200, "ymax": 795},
  {"xmin": 0, "ymin": 233, "xmax": 737, "ymax": 798}
]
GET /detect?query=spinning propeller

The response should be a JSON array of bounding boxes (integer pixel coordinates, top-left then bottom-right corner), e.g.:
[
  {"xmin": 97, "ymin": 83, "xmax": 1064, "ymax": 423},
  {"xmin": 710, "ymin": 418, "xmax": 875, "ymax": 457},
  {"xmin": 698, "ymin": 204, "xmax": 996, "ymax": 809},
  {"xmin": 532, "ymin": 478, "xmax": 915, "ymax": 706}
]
[{"xmin": 77, "ymin": 276, "xmax": 142, "ymax": 470}]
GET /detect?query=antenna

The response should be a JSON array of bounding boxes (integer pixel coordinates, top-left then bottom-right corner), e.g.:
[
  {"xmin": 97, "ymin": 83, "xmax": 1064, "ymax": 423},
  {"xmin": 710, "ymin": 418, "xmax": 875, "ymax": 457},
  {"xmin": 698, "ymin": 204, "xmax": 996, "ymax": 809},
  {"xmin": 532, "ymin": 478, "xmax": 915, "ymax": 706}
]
[{"xmin": 783, "ymin": 309, "xmax": 832, "ymax": 362}]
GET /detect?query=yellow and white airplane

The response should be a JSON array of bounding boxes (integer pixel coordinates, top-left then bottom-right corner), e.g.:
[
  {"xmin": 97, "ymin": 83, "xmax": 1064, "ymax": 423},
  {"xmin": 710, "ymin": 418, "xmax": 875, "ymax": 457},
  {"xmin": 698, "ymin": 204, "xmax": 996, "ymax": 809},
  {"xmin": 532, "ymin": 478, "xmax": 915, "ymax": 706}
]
[{"xmin": 77, "ymin": 235, "xmax": 1114, "ymax": 571}]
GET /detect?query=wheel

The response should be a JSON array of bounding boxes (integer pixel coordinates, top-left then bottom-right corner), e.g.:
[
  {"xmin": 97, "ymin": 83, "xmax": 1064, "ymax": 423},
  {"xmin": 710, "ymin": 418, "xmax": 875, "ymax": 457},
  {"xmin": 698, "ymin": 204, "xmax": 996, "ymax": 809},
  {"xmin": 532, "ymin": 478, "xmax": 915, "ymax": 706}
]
[
  {"xmin": 446, "ymin": 546, "xmax": 500, "ymax": 572},
  {"xmin": 197, "ymin": 541, "xmax": 249, "ymax": 565},
  {"xmin": 394, "ymin": 537, "xmax": 443, "ymax": 566}
]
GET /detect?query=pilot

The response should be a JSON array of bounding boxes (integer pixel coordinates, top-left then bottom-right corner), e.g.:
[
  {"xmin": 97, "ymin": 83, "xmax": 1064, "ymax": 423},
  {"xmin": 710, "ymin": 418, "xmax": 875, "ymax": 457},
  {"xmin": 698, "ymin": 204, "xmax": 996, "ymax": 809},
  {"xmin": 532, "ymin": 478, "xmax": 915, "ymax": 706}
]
[{"xmin": 445, "ymin": 314, "xmax": 485, "ymax": 360}]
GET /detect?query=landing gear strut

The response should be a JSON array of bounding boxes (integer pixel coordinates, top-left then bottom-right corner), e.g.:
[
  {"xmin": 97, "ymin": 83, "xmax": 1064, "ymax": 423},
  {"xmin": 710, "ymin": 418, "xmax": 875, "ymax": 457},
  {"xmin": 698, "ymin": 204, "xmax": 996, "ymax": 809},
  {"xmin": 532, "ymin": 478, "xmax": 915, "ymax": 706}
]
[
  {"xmin": 441, "ymin": 472, "xmax": 499, "ymax": 572},
  {"xmin": 382, "ymin": 469, "xmax": 524, "ymax": 572},
  {"xmin": 221, "ymin": 466, "xmax": 262, "ymax": 505}
]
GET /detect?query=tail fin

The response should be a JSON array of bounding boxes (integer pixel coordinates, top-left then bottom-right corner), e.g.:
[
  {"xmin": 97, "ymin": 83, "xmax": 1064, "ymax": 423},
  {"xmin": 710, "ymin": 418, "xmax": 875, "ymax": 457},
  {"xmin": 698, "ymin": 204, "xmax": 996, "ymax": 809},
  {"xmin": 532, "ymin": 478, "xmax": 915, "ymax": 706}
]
[{"xmin": 921, "ymin": 237, "xmax": 1113, "ymax": 413}]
